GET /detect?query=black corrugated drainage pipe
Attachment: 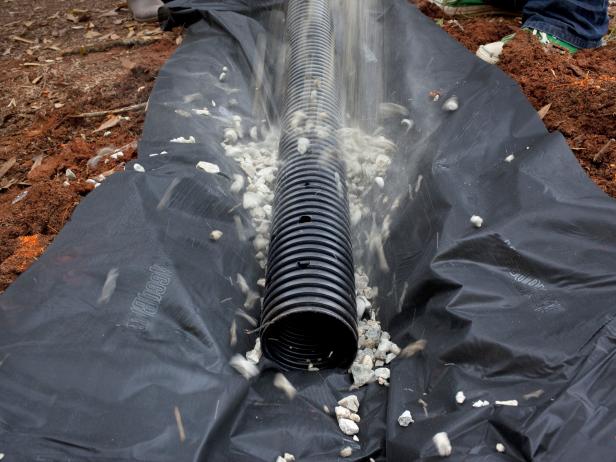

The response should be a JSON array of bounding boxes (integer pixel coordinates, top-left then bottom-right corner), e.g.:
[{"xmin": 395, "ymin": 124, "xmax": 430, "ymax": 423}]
[{"xmin": 260, "ymin": 0, "xmax": 358, "ymax": 370}]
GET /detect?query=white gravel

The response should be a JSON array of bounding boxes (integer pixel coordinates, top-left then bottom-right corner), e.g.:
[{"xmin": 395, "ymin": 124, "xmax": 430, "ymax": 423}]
[
  {"xmin": 398, "ymin": 410, "xmax": 414, "ymax": 427},
  {"xmin": 442, "ymin": 96, "xmax": 459, "ymax": 112},
  {"xmin": 470, "ymin": 215, "xmax": 484, "ymax": 228},
  {"xmin": 170, "ymin": 136, "xmax": 196, "ymax": 144},
  {"xmin": 433, "ymin": 432, "xmax": 452, "ymax": 457},
  {"xmin": 338, "ymin": 395, "xmax": 360, "ymax": 413},
  {"xmin": 273, "ymin": 372, "xmax": 297, "ymax": 399},
  {"xmin": 209, "ymin": 230, "xmax": 223, "ymax": 241},
  {"xmin": 196, "ymin": 161, "xmax": 220, "ymax": 174},
  {"xmin": 472, "ymin": 400, "xmax": 490, "ymax": 408},
  {"xmin": 338, "ymin": 418, "xmax": 359, "ymax": 436}
]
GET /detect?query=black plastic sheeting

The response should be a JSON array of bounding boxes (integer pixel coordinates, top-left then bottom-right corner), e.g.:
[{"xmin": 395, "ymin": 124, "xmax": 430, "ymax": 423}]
[{"xmin": 1, "ymin": 1, "xmax": 616, "ymax": 460}]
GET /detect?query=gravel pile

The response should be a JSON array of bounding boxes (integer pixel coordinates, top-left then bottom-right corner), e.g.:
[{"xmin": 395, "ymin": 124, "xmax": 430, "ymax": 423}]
[{"xmin": 222, "ymin": 124, "xmax": 279, "ymax": 270}]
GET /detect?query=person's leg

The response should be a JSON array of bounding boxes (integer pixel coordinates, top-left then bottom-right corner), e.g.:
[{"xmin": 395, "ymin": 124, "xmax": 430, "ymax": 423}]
[{"xmin": 522, "ymin": 0, "xmax": 609, "ymax": 49}]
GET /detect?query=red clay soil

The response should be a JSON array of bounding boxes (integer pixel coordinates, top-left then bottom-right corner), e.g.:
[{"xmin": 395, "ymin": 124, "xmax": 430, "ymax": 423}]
[
  {"xmin": 499, "ymin": 34, "xmax": 616, "ymax": 195},
  {"xmin": 413, "ymin": 0, "xmax": 616, "ymax": 198},
  {"xmin": 0, "ymin": 1, "xmax": 179, "ymax": 292}
]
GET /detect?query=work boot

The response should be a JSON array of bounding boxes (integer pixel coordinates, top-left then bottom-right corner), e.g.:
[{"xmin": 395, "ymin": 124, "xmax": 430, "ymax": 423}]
[
  {"xmin": 476, "ymin": 29, "xmax": 579, "ymax": 64},
  {"xmin": 428, "ymin": 0, "xmax": 509, "ymax": 16},
  {"xmin": 127, "ymin": 0, "xmax": 164, "ymax": 23}
]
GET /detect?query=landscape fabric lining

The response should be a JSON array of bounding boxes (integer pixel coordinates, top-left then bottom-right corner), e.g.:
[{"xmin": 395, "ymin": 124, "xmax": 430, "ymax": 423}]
[{"xmin": 1, "ymin": 0, "xmax": 615, "ymax": 460}]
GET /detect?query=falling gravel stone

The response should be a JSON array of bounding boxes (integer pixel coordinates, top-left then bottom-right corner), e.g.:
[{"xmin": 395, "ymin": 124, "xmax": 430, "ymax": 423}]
[
  {"xmin": 442, "ymin": 96, "xmax": 459, "ymax": 112},
  {"xmin": 379, "ymin": 102, "xmax": 409, "ymax": 117},
  {"xmin": 229, "ymin": 354, "xmax": 259, "ymax": 379},
  {"xmin": 283, "ymin": 453, "xmax": 295, "ymax": 462},
  {"xmin": 495, "ymin": 400, "xmax": 518, "ymax": 407},
  {"xmin": 356, "ymin": 295, "xmax": 371, "ymax": 320},
  {"xmin": 97, "ymin": 268, "xmax": 119, "ymax": 305},
  {"xmin": 250, "ymin": 126, "xmax": 259, "ymax": 141},
  {"xmin": 374, "ymin": 176, "xmax": 385, "ymax": 188},
  {"xmin": 193, "ymin": 108, "xmax": 210, "ymax": 116},
  {"xmin": 209, "ymin": 230, "xmax": 223, "ymax": 241},
  {"xmin": 398, "ymin": 410, "xmax": 414, "ymax": 427},
  {"xmin": 470, "ymin": 215, "xmax": 483, "ymax": 228},
  {"xmin": 338, "ymin": 395, "xmax": 360, "ymax": 413},
  {"xmin": 338, "ymin": 418, "xmax": 359, "ymax": 436},
  {"xmin": 133, "ymin": 163, "xmax": 145, "ymax": 173},
  {"xmin": 297, "ymin": 137, "xmax": 310, "ymax": 154},
  {"xmin": 196, "ymin": 161, "xmax": 220, "ymax": 174},
  {"xmin": 505, "ymin": 154, "xmax": 515, "ymax": 162},
  {"xmin": 63, "ymin": 180, "xmax": 70, "ymax": 187},
  {"xmin": 399, "ymin": 339, "xmax": 427, "ymax": 358},
  {"xmin": 352, "ymin": 435, "xmax": 359, "ymax": 442},
  {"xmin": 400, "ymin": 118, "xmax": 414, "ymax": 131},
  {"xmin": 229, "ymin": 319, "xmax": 237, "ymax": 347},
  {"xmin": 433, "ymin": 432, "xmax": 452, "ymax": 457},
  {"xmin": 496, "ymin": 443, "xmax": 506, "ymax": 453},
  {"xmin": 339, "ymin": 447, "xmax": 353, "ymax": 458},
  {"xmin": 230, "ymin": 174, "xmax": 244, "ymax": 193},
  {"xmin": 219, "ymin": 72, "xmax": 227, "ymax": 82},
  {"xmin": 273, "ymin": 372, "xmax": 297, "ymax": 399},
  {"xmin": 65, "ymin": 168, "xmax": 77, "ymax": 180},
  {"xmin": 455, "ymin": 391, "xmax": 466, "ymax": 404}
]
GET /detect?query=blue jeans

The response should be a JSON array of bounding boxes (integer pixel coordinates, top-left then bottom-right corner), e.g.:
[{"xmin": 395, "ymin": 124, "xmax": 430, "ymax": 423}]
[{"xmin": 491, "ymin": 0, "xmax": 609, "ymax": 48}]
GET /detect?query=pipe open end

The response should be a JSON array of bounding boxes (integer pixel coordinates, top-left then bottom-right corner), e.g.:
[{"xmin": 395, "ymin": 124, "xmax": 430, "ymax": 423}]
[{"xmin": 261, "ymin": 310, "xmax": 357, "ymax": 370}]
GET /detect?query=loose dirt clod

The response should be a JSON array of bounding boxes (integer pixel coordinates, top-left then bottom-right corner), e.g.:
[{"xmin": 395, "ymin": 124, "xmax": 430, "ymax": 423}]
[
  {"xmin": 496, "ymin": 443, "xmax": 506, "ymax": 453},
  {"xmin": 339, "ymin": 446, "xmax": 353, "ymax": 458},
  {"xmin": 472, "ymin": 400, "xmax": 490, "ymax": 408},
  {"xmin": 455, "ymin": 391, "xmax": 466, "ymax": 404}
]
